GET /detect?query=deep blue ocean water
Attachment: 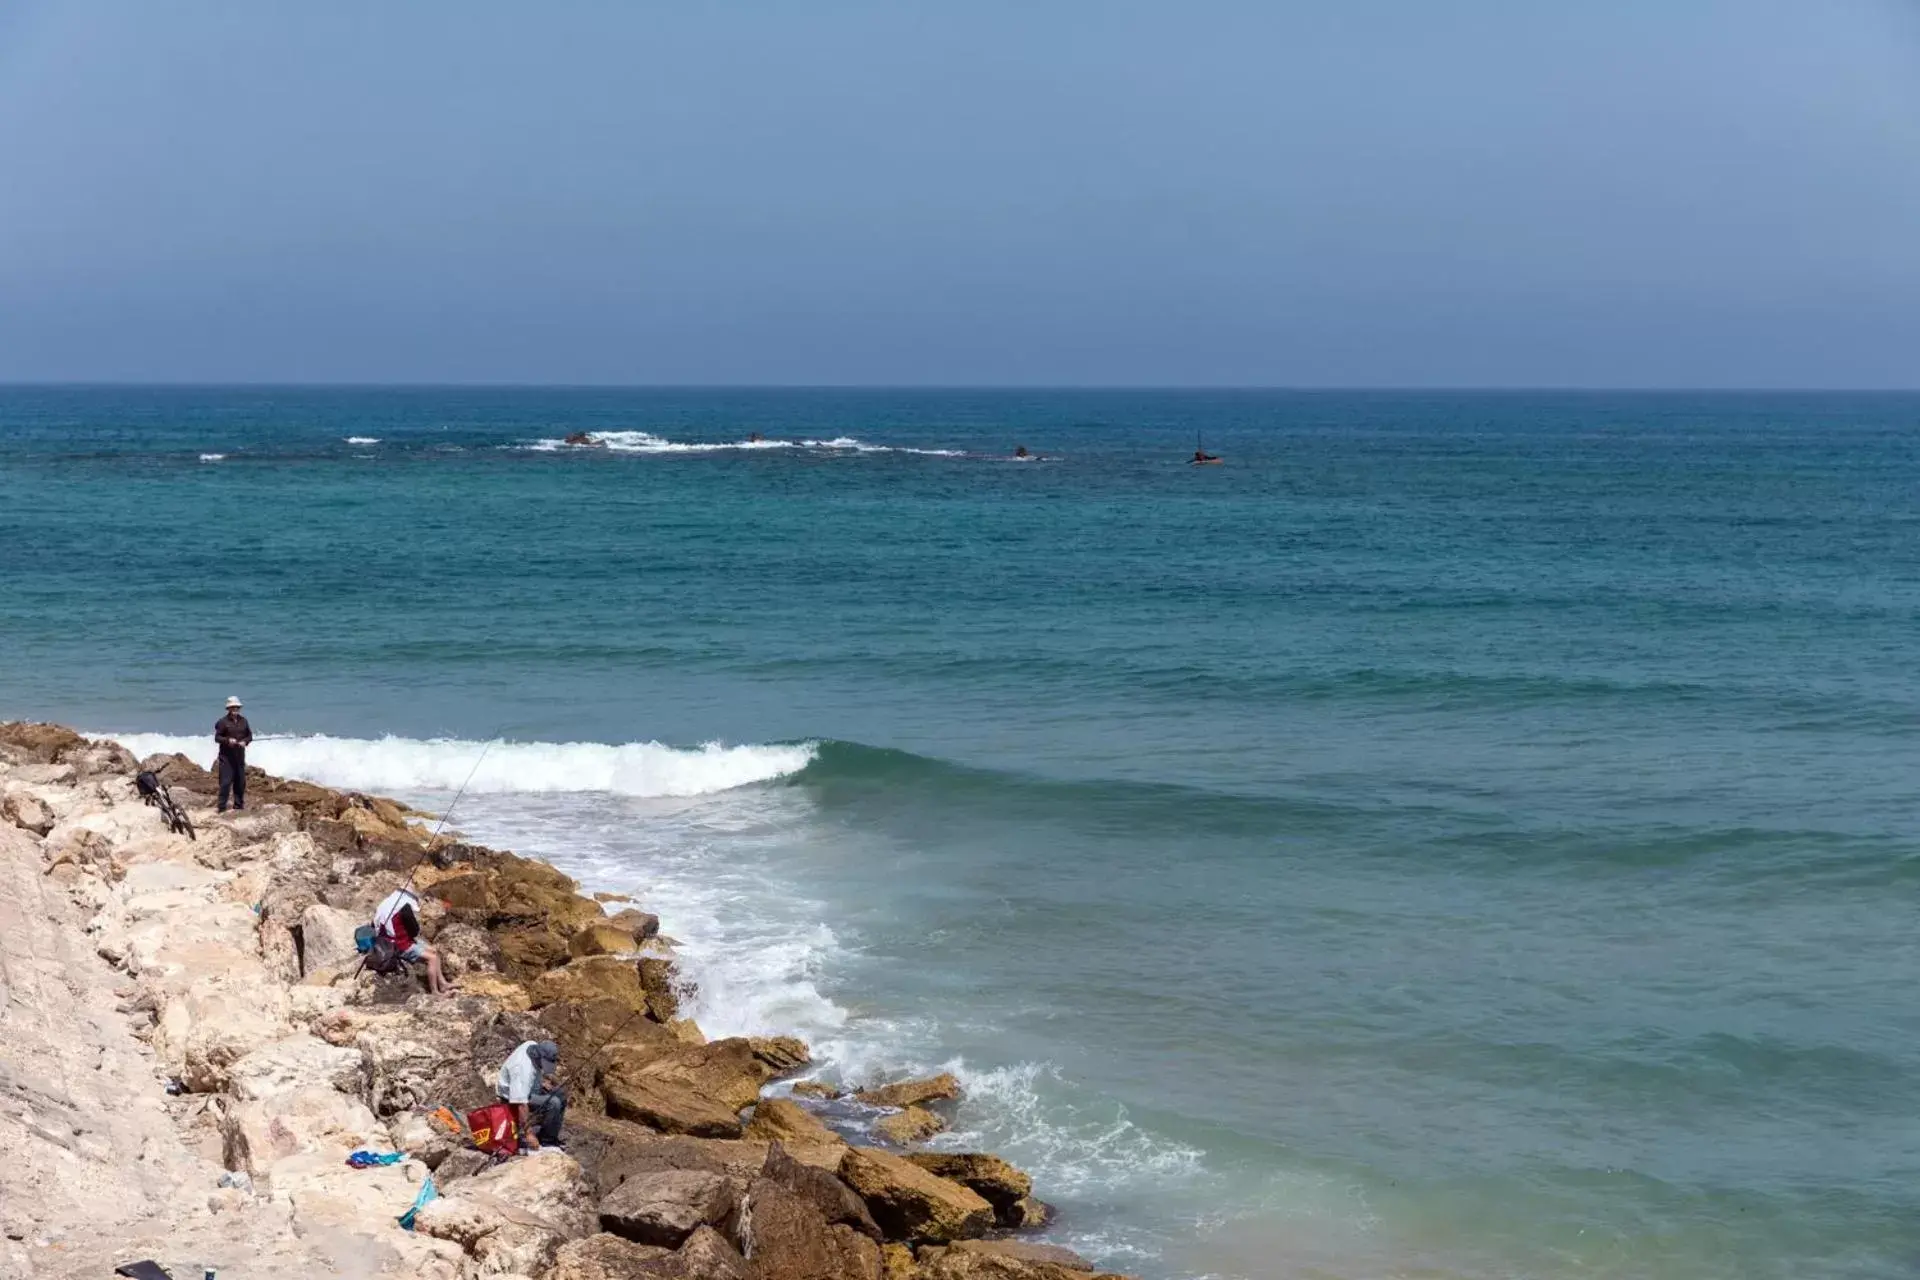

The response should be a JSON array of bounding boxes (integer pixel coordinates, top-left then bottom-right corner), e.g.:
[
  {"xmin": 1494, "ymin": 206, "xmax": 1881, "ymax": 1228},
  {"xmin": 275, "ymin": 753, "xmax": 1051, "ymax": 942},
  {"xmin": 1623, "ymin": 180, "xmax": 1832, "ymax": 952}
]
[{"xmin": 3, "ymin": 387, "xmax": 1917, "ymax": 1279}]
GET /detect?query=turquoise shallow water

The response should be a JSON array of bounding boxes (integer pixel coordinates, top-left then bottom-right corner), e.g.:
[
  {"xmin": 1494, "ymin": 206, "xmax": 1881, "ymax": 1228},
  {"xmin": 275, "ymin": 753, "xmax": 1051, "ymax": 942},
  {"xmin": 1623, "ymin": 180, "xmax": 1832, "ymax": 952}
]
[{"xmin": 4, "ymin": 387, "xmax": 1919, "ymax": 1278}]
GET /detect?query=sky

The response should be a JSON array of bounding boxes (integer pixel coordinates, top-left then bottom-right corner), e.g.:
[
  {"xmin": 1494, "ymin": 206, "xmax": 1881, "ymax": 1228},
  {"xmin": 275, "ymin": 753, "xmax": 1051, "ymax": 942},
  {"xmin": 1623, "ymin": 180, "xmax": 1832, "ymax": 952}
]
[{"xmin": 0, "ymin": 1, "xmax": 1917, "ymax": 387}]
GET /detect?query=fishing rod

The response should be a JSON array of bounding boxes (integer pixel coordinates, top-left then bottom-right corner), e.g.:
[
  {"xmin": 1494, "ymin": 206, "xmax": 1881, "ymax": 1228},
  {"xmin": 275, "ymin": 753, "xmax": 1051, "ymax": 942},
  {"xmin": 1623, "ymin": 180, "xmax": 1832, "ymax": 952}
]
[{"xmin": 559, "ymin": 1002, "xmax": 655, "ymax": 1092}]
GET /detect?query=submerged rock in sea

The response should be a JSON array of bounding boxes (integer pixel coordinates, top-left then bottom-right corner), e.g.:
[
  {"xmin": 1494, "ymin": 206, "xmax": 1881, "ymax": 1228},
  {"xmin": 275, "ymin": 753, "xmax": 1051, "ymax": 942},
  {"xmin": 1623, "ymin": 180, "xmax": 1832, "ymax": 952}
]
[
  {"xmin": 901, "ymin": 1153, "xmax": 1032, "ymax": 1227},
  {"xmin": 855, "ymin": 1072, "xmax": 962, "ymax": 1110},
  {"xmin": 873, "ymin": 1104, "xmax": 948, "ymax": 1147}
]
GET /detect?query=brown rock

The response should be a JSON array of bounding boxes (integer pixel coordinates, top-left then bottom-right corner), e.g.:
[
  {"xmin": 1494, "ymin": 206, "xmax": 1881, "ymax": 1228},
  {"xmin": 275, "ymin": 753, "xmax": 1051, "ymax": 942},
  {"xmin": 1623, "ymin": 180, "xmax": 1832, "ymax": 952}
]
[
  {"xmin": 667, "ymin": 1019, "xmax": 707, "ymax": 1045},
  {"xmin": 572, "ymin": 924, "xmax": 641, "ymax": 958},
  {"xmin": 854, "ymin": 1074, "xmax": 962, "ymax": 1110},
  {"xmin": 738, "ymin": 1147, "xmax": 883, "ymax": 1280},
  {"xmin": 607, "ymin": 908, "xmax": 660, "ymax": 940},
  {"xmin": 541, "ymin": 996, "xmax": 672, "ymax": 1072},
  {"xmin": 141, "ymin": 751, "xmax": 218, "ymax": 793},
  {"xmin": 599, "ymin": 1169, "xmax": 738, "ymax": 1248},
  {"xmin": 900, "ymin": 1154, "xmax": 1032, "ymax": 1225},
  {"xmin": 1002, "ymin": 1197, "xmax": 1055, "ymax": 1230},
  {"xmin": 531, "ymin": 957, "xmax": 651, "ymax": 1015},
  {"xmin": 749, "ymin": 1036, "xmax": 811, "ymax": 1077},
  {"xmin": 433, "ymin": 921, "xmax": 504, "ymax": 976},
  {"xmin": 546, "ymin": 1232, "xmax": 673, "ymax": 1280},
  {"xmin": 913, "ymin": 1240, "xmax": 1110, "ymax": 1279},
  {"xmin": 565, "ymin": 1111, "xmax": 771, "ymax": 1198},
  {"xmin": 460, "ymin": 974, "xmax": 534, "ymax": 1012},
  {"xmin": 880, "ymin": 1242, "xmax": 916, "ymax": 1280},
  {"xmin": 0, "ymin": 722, "xmax": 86, "ymax": 763},
  {"xmin": 837, "ymin": 1147, "xmax": 993, "ymax": 1244},
  {"xmin": 790, "ymin": 1081, "xmax": 843, "ymax": 1101},
  {"xmin": 638, "ymin": 956, "xmax": 682, "ymax": 1022},
  {"xmin": 646, "ymin": 1224, "xmax": 750, "ymax": 1279},
  {"xmin": 744, "ymin": 1099, "xmax": 847, "ymax": 1170},
  {"xmin": 498, "ymin": 924, "xmax": 574, "ymax": 980},
  {"xmin": 599, "ymin": 1039, "xmax": 767, "ymax": 1138},
  {"xmin": 873, "ymin": 1106, "xmax": 947, "ymax": 1147}
]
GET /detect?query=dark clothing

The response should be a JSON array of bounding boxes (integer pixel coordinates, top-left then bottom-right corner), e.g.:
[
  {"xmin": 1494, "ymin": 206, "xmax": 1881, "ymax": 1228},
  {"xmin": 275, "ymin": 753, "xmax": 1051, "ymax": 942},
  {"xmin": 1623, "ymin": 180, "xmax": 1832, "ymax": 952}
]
[
  {"xmin": 218, "ymin": 755, "xmax": 247, "ymax": 812},
  {"xmin": 214, "ymin": 712, "xmax": 251, "ymax": 812},
  {"xmin": 517, "ymin": 1087, "xmax": 566, "ymax": 1149},
  {"xmin": 214, "ymin": 712, "xmax": 252, "ymax": 763}
]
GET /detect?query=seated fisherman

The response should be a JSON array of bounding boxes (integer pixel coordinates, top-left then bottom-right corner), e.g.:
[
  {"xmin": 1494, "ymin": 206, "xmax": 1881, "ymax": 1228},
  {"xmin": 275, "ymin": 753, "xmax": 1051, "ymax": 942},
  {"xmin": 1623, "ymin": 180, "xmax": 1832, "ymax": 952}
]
[
  {"xmin": 371, "ymin": 886, "xmax": 451, "ymax": 995},
  {"xmin": 498, "ymin": 1039, "xmax": 566, "ymax": 1152}
]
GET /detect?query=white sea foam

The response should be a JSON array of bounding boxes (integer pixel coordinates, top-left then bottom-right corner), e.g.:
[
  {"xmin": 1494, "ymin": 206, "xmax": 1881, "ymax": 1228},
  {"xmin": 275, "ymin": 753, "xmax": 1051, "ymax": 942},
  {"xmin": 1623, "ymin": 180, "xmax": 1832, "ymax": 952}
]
[
  {"xmin": 524, "ymin": 430, "xmax": 964, "ymax": 457},
  {"xmin": 344, "ymin": 436, "xmax": 382, "ymax": 444},
  {"xmin": 198, "ymin": 453, "xmax": 226, "ymax": 462},
  {"xmin": 101, "ymin": 731, "xmax": 815, "ymax": 798}
]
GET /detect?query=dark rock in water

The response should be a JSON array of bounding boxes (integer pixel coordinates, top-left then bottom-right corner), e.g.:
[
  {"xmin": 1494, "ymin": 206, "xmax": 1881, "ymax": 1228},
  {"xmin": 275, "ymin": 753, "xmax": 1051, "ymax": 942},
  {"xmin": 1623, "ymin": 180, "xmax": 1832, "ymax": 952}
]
[
  {"xmin": 873, "ymin": 1105, "xmax": 947, "ymax": 1147},
  {"xmin": 854, "ymin": 1073, "xmax": 961, "ymax": 1110},
  {"xmin": 607, "ymin": 908, "xmax": 660, "ymax": 940},
  {"xmin": 789, "ymin": 1080, "xmax": 843, "ymax": 1101},
  {"xmin": 563, "ymin": 431, "xmax": 605, "ymax": 447},
  {"xmin": 749, "ymin": 1036, "xmax": 811, "ymax": 1077}
]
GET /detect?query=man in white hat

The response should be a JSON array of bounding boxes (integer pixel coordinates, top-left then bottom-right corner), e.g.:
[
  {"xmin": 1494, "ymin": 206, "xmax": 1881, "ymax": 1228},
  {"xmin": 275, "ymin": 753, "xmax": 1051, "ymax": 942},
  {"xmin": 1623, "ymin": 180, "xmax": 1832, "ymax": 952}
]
[{"xmin": 214, "ymin": 696, "xmax": 253, "ymax": 812}]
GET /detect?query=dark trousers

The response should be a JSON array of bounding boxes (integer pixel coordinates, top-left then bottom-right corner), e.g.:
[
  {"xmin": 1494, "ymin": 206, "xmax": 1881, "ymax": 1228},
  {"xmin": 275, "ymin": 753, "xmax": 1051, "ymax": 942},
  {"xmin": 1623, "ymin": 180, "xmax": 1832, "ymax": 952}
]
[
  {"xmin": 218, "ymin": 754, "xmax": 246, "ymax": 811},
  {"xmin": 517, "ymin": 1088, "xmax": 566, "ymax": 1147}
]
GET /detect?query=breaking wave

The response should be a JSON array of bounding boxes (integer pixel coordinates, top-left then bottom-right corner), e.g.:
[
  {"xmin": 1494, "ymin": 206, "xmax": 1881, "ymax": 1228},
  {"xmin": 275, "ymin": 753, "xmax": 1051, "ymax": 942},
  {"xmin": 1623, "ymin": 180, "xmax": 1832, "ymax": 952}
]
[
  {"xmin": 101, "ymin": 731, "xmax": 816, "ymax": 798},
  {"xmin": 344, "ymin": 436, "xmax": 381, "ymax": 444},
  {"xmin": 523, "ymin": 430, "xmax": 965, "ymax": 457},
  {"xmin": 198, "ymin": 453, "xmax": 226, "ymax": 462}
]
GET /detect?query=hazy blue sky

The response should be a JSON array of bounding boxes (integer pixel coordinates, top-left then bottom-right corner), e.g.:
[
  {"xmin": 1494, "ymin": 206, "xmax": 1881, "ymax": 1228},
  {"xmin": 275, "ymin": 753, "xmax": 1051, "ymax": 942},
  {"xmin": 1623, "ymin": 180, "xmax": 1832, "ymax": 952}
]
[{"xmin": 1, "ymin": 2, "xmax": 1917, "ymax": 386}]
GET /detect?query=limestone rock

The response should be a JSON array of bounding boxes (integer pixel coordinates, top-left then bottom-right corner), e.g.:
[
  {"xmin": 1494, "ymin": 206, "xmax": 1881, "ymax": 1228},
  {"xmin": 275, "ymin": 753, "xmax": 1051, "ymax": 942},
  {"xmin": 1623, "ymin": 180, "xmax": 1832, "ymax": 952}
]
[
  {"xmin": 880, "ymin": 1242, "xmax": 916, "ymax": 1280},
  {"xmin": 873, "ymin": 1106, "xmax": 947, "ymax": 1147},
  {"xmin": 599, "ymin": 1038, "xmax": 769, "ymax": 1138},
  {"xmin": 790, "ymin": 1081, "xmax": 843, "ymax": 1101},
  {"xmin": 298, "ymin": 902, "xmax": 363, "ymax": 977},
  {"xmin": 540, "ymin": 995, "xmax": 671, "ymax": 1071},
  {"xmin": 748, "ymin": 1036, "xmax": 811, "ymax": 1077},
  {"xmin": 227, "ymin": 1033, "xmax": 368, "ymax": 1102},
  {"xmin": 0, "ymin": 721, "xmax": 87, "ymax": 763},
  {"xmin": 416, "ymin": 1151, "xmax": 597, "ymax": 1275},
  {"xmin": 565, "ymin": 1111, "xmax": 771, "ymax": 1199},
  {"xmin": 437, "ymin": 921, "xmax": 506, "ymax": 976},
  {"xmin": 598, "ymin": 1169, "xmax": 738, "ymax": 1248},
  {"xmin": 464, "ymin": 974, "xmax": 536, "ymax": 1011},
  {"xmin": 606, "ymin": 908, "xmax": 660, "ymax": 940},
  {"xmin": 570, "ymin": 923, "xmax": 640, "ymax": 958},
  {"xmin": 1, "ymin": 787, "xmax": 54, "ymax": 836},
  {"xmin": 837, "ymin": 1148, "xmax": 993, "ymax": 1244},
  {"xmin": 913, "ymin": 1240, "xmax": 1111, "ymax": 1279},
  {"xmin": 219, "ymin": 1086, "xmax": 387, "ymax": 1176},
  {"xmin": 637, "ymin": 956, "xmax": 682, "ymax": 1022},
  {"xmin": 647, "ymin": 1224, "xmax": 750, "ymax": 1279},
  {"xmin": 1001, "ymin": 1197, "xmax": 1054, "ymax": 1229},
  {"xmin": 855, "ymin": 1074, "xmax": 961, "ymax": 1110},
  {"xmin": 531, "ymin": 957, "xmax": 651, "ymax": 1016},
  {"xmin": 738, "ymin": 1149, "xmax": 883, "ymax": 1280},
  {"xmin": 544, "ymin": 1232, "xmax": 672, "ymax": 1280},
  {"xmin": 744, "ymin": 1099, "xmax": 847, "ymax": 1170},
  {"xmin": 900, "ymin": 1154, "xmax": 1031, "ymax": 1226}
]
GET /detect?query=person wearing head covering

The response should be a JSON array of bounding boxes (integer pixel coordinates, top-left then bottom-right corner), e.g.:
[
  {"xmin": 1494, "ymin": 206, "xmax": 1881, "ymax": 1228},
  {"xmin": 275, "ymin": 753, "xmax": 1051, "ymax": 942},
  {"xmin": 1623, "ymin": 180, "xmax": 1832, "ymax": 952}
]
[
  {"xmin": 213, "ymin": 696, "xmax": 253, "ymax": 812},
  {"xmin": 371, "ymin": 887, "xmax": 451, "ymax": 995},
  {"xmin": 497, "ymin": 1039, "xmax": 565, "ymax": 1151}
]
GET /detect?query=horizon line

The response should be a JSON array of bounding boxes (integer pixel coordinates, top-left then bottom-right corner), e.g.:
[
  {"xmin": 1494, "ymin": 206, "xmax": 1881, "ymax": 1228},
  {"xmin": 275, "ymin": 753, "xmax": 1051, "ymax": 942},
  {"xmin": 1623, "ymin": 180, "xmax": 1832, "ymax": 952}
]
[{"xmin": 3, "ymin": 380, "xmax": 1919, "ymax": 395}]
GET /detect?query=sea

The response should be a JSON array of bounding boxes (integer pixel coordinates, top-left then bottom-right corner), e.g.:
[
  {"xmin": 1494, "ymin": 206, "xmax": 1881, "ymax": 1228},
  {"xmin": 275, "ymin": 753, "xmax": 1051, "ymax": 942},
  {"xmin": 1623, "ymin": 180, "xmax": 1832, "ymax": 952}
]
[{"xmin": 1, "ymin": 386, "xmax": 1916, "ymax": 1280}]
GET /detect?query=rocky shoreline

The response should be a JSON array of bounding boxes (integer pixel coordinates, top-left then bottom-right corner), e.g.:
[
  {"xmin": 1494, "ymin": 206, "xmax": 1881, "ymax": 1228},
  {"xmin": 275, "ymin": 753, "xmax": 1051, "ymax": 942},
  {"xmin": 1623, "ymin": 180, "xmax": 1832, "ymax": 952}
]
[{"xmin": 0, "ymin": 723, "xmax": 1131, "ymax": 1280}]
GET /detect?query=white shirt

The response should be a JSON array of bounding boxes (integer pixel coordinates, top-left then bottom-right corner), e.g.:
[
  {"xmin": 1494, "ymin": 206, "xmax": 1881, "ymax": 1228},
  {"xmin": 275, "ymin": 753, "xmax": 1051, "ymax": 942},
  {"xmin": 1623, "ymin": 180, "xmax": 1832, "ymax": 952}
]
[
  {"xmin": 498, "ymin": 1041, "xmax": 544, "ymax": 1104},
  {"xmin": 372, "ymin": 889, "xmax": 419, "ymax": 941}
]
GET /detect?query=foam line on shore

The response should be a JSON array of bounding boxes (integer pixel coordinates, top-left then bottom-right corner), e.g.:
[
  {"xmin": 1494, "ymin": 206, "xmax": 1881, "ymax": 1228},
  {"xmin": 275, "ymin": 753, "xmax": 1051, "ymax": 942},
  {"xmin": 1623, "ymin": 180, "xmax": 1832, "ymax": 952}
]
[{"xmin": 104, "ymin": 731, "xmax": 815, "ymax": 798}]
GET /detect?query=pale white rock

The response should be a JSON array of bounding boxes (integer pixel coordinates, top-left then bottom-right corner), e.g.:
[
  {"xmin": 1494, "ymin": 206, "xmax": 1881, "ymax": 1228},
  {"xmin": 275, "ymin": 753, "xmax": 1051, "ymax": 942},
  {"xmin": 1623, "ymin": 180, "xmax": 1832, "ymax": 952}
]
[
  {"xmin": 299, "ymin": 901, "xmax": 363, "ymax": 976},
  {"xmin": 228, "ymin": 1032, "xmax": 368, "ymax": 1102}
]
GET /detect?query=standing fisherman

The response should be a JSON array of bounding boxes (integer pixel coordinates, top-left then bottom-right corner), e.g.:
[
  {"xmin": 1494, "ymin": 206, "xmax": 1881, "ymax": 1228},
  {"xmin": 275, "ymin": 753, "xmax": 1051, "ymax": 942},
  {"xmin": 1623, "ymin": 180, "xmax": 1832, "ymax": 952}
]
[{"xmin": 214, "ymin": 695, "xmax": 252, "ymax": 812}]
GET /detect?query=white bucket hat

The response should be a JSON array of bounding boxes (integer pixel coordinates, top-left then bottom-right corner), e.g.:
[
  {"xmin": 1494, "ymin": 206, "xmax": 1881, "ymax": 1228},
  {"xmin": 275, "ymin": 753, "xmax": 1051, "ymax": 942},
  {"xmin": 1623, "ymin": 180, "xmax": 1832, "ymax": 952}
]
[{"xmin": 225, "ymin": 696, "xmax": 243, "ymax": 709}]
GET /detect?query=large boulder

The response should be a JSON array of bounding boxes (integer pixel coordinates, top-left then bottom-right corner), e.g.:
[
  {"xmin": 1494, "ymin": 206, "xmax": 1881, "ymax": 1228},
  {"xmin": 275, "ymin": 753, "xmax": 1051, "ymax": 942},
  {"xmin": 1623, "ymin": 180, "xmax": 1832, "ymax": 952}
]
[
  {"xmin": 637, "ymin": 956, "xmax": 682, "ymax": 1022},
  {"xmin": 565, "ymin": 1112, "xmax": 770, "ymax": 1200},
  {"xmin": 599, "ymin": 1039, "xmax": 769, "ymax": 1139},
  {"xmin": 317, "ymin": 995, "xmax": 538, "ymax": 1115},
  {"xmin": 738, "ymin": 1146, "xmax": 882, "ymax": 1280},
  {"xmin": 140, "ymin": 751, "xmax": 217, "ymax": 793},
  {"xmin": 749, "ymin": 1037, "xmax": 811, "ymax": 1077},
  {"xmin": 545, "ymin": 1233, "xmax": 672, "ymax": 1280},
  {"xmin": 1, "ymin": 787, "xmax": 54, "ymax": 836},
  {"xmin": 435, "ymin": 921, "xmax": 505, "ymax": 977},
  {"xmin": 227, "ymin": 1033, "xmax": 369, "ymax": 1102},
  {"xmin": 901, "ymin": 1154, "xmax": 1034, "ymax": 1229},
  {"xmin": 570, "ymin": 924, "xmax": 640, "ymax": 958},
  {"xmin": 540, "ymin": 995, "xmax": 673, "ymax": 1072},
  {"xmin": 415, "ymin": 1151, "xmax": 597, "ymax": 1275},
  {"xmin": 0, "ymin": 722, "xmax": 86, "ymax": 763},
  {"xmin": 744, "ymin": 1099, "xmax": 847, "ymax": 1171},
  {"xmin": 298, "ymin": 902, "xmax": 363, "ymax": 977},
  {"xmin": 836, "ymin": 1148, "xmax": 993, "ymax": 1244},
  {"xmin": 641, "ymin": 1225, "xmax": 750, "ymax": 1279},
  {"xmin": 855, "ymin": 1074, "xmax": 961, "ymax": 1110},
  {"xmin": 873, "ymin": 1106, "xmax": 947, "ymax": 1147},
  {"xmin": 606, "ymin": 908, "xmax": 660, "ymax": 940},
  {"xmin": 218, "ymin": 1087, "xmax": 388, "ymax": 1178},
  {"xmin": 597, "ymin": 1170, "xmax": 738, "ymax": 1248},
  {"xmin": 531, "ymin": 957, "xmax": 652, "ymax": 1016}
]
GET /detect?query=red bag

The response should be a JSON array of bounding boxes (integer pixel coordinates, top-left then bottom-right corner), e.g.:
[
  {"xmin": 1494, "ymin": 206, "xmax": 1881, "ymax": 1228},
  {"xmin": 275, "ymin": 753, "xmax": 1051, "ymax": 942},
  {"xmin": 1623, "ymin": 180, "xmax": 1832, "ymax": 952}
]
[{"xmin": 465, "ymin": 1103, "xmax": 518, "ymax": 1154}]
